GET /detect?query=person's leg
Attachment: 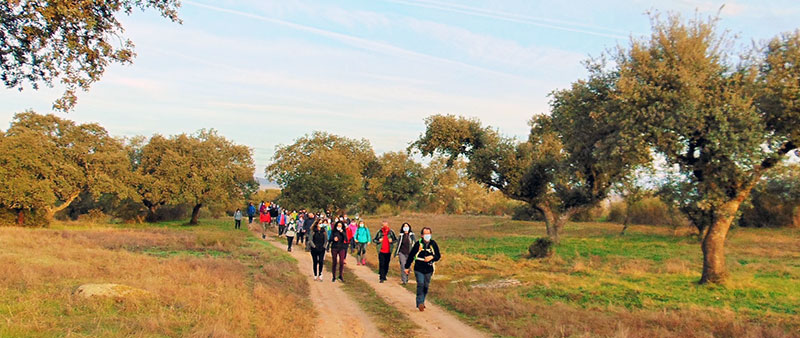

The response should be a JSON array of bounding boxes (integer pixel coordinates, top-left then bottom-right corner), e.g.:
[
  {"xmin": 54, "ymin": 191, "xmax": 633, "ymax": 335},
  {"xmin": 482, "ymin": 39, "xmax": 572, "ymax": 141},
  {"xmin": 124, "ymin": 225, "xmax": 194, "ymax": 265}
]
[
  {"xmin": 311, "ymin": 251, "xmax": 319, "ymax": 277},
  {"xmin": 398, "ymin": 253, "xmax": 409, "ymax": 284},
  {"xmin": 338, "ymin": 249, "xmax": 346, "ymax": 278},
  {"xmin": 287, "ymin": 237, "xmax": 293, "ymax": 251},
  {"xmin": 379, "ymin": 253, "xmax": 389, "ymax": 280},
  {"xmin": 331, "ymin": 249, "xmax": 339, "ymax": 279},
  {"xmin": 415, "ymin": 271, "xmax": 425, "ymax": 307},
  {"xmin": 421, "ymin": 273, "xmax": 432, "ymax": 305}
]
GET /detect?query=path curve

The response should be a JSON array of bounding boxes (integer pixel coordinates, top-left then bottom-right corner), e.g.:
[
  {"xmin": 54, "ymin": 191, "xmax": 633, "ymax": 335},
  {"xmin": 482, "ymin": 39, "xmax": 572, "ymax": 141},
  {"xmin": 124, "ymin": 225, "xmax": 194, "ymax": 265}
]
[{"xmin": 250, "ymin": 225, "xmax": 383, "ymax": 338}]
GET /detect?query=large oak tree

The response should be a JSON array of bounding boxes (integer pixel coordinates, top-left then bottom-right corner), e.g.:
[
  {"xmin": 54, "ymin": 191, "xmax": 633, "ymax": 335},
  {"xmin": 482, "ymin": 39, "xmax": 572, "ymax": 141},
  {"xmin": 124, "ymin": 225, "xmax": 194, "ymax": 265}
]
[{"xmin": 613, "ymin": 15, "xmax": 800, "ymax": 283}]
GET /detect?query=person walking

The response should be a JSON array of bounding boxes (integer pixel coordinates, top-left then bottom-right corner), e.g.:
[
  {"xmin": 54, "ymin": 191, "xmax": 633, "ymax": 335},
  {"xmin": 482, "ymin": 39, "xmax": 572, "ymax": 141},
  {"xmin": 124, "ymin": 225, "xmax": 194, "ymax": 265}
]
[
  {"xmin": 278, "ymin": 210, "xmax": 288, "ymax": 237},
  {"xmin": 285, "ymin": 219, "xmax": 297, "ymax": 252},
  {"xmin": 233, "ymin": 208, "xmax": 243, "ymax": 229},
  {"xmin": 373, "ymin": 221, "xmax": 397, "ymax": 283},
  {"xmin": 296, "ymin": 215, "xmax": 306, "ymax": 245},
  {"xmin": 329, "ymin": 221, "xmax": 348, "ymax": 282},
  {"xmin": 303, "ymin": 213, "xmax": 316, "ymax": 251},
  {"xmin": 247, "ymin": 202, "xmax": 256, "ymax": 224},
  {"xmin": 347, "ymin": 219, "xmax": 358, "ymax": 255},
  {"xmin": 309, "ymin": 222, "xmax": 327, "ymax": 281},
  {"xmin": 269, "ymin": 204, "xmax": 280, "ymax": 226},
  {"xmin": 404, "ymin": 227, "xmax": 441, "ymax": 312},
  {"xmin": 354, "ymin": 220, "xmax": 371, "ymax": 265},
  {"xmin": 394, "ymin": 222, "xmax": 416, "ymax": 285}
]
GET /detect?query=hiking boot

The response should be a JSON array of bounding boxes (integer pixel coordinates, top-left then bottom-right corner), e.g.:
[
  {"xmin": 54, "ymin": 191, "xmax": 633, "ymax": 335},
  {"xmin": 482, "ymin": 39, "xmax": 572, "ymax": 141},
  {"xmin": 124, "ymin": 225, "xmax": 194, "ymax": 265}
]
[
  {"xmin": 332, "ymin": 276, "xmax": 336, "ymax": 282},
  {"xmin": 418, "ymin": 304, "xmax": 425, "ymax": 312},
  {"xmin": 338, "ymin": 277, "xmax": 344, "ymax": 282}
]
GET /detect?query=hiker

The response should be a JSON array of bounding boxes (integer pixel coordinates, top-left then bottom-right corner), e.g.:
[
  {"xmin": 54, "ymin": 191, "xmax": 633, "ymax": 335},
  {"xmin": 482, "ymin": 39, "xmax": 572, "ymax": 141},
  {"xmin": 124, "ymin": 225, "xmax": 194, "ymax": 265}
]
[
  {"xmin": 269, "ymin": 204, "xmax": 280, "ymax": 226},
  {"xmin": 233, "ymin": 208, "xmax": 242, "ymax": 229},
  {"xmin": 259, "ymin": 201, "xmax": 269, "ymax": 237},
  {"xmin": 354, "ymin": 220, "xmax": 371, "ymax": 265},
  {"xmin": 247, "ymin": 202, "xmax": 256, "ymax": 224},
  {"xmin": 330, "ymin": 221, "xmax": 348, "ymax": 282},
  {"xmin": 373, "ymin": 221, "xmax": 397, "ymax": 283},
  {"xmin": 404, "ymin": 227, "xmax": 441, "ymax": 312},
  {"xmin": 309, "ymin": 222, "xmax": 328, "ymax": 281},
  {"xmin": 303, "ymin": 213, "xmax": 316, "ymax": 251},
  {"xmin": 278, "ymin": 210, "xmax": 288, "ymax": 236},
  {"xmin": 285, "ymin": 219, "xmax": 297, "ymax": 252},
  {"xmin": 296, "ymin": 215, "xmax": 306, "ymax": 245},
  {"xmin": 347, "ymin": 219, "xmax": 358, "ymax": 254},
  {"xmin": 395, "ymin": 222, "xmax": 416, "ymax": 285}
]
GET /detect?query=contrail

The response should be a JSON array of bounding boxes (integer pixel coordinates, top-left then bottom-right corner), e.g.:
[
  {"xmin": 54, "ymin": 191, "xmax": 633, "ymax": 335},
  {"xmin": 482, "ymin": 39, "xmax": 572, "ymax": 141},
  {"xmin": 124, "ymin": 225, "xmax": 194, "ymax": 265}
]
[
  {"xmin": 385, "ymin": 0, "xmax": 630, "ymax": 40},
  {"xmin": 183, "ymin": 1, "xmax": 539, "ymax": 83}
]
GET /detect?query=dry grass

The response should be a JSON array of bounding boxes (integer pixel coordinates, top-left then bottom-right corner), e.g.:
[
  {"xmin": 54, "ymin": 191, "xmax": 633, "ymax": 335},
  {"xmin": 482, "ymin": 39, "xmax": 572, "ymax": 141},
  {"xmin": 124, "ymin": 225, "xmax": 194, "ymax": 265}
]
[
  {"xmin": 362, "ymin": 213, "xmax": 800, "ymax": 338},
  {"xmin": 0, "ymin": 220, "xmax": 314, "ymax": 337}
]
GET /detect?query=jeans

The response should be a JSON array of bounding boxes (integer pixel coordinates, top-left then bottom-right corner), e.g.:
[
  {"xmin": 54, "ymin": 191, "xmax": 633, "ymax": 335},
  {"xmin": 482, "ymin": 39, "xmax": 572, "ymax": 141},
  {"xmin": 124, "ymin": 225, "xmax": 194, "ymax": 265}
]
[
  {"xmin": 287, "ymin": 236, "xmax": 294, "ymax": 251},
  {"xmin": 356, "ymin": 243, "xmax": 367, "ymax": 262},
  {"xmin": 311, "ymin": 250, "xmax": 325, "ymax": 276},
  {"xmin": 248, "ymin": 215, "xmax": 253, "ymax": 224},
  {"xmin": 398, "ymin": 252, "xmax": 410, "ymax": 284},
  {"xmin": 378, "ymin": 252, "xmax": 391, "ymax": 280},
  {"xmin": 234, "ymin": 219, "xmax": 241, "ymax": 229},
  {"xmin": 414, "ymin": 271, "xmax": 432, "ymax": 306},
  {"xmin": 331, "ymin": 248, "xmax": 346, "ymax": 278},
  {"xmin": 297, "ymin": 232, "xmax": 305, "ymax": 244}
]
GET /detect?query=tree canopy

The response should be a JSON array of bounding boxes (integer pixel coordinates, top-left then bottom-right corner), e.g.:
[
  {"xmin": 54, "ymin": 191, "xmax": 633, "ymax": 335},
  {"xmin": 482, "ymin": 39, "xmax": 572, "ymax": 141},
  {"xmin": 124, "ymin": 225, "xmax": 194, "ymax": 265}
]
[
  {"xmin": 613, "ymin": 14, "xmax": 800, "ymax": 283},
  {"xmin": 0, "ymin": 111, "xmax": 133, "ymax": 224},
  {"xmin": 1, "ymin": 0, "xmax": 181, "ymax": 111}
]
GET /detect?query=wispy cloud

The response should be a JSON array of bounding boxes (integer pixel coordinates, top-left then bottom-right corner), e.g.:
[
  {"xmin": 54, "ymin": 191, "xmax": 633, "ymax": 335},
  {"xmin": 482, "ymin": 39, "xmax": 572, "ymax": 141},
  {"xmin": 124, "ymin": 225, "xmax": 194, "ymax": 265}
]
[
  {"xmin": 385, "ymin": 0, "xmax": 630, "ymax": 39},
  {"xmin": 183, "ymin": 1, "xmax": 537, "ymax": 83}
]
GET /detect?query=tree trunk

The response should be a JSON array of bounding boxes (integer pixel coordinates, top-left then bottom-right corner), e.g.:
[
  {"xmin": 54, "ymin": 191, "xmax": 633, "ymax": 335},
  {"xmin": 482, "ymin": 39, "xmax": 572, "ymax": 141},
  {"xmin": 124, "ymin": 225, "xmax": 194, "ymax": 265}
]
[
  {"xmin": 621, "ymin": 211, "xmax": 631, "ymax": 235},
  {"xmin": 189, "ymin": 203, "xmax": 203, "ymax": 225},
  {"xmin": 16, "ymin": 209, "xmax": 24, "ymax": 226},
  {"xmin": 537, "ymin": 204, "xmax": 577, "ymax": 244},
  {"xmin": 44, "ymin": 191, "xmax": 81, "ymax": 220},
  {"xmin": 699, "ymin": 196, "xmax": 747, "ymax": 284}
]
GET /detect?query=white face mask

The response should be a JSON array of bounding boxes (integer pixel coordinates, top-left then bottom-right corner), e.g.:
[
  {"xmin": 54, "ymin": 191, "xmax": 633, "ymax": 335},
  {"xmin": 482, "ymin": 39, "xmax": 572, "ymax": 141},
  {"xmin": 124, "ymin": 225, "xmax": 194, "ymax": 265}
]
[
  {"xmin": 337, "ymin": 227, "xmax": 342, "ymax": 231},
  {"xmin": 423, "ymin": 234, "xmax": 432, "ymax": 241},
  {"xmin": 359, "ymin": 223, "xmax": 364, "ymax": 227},
  {"xmin": 403, "ymin": 226, "xmax": 409, "ymax": 232}
]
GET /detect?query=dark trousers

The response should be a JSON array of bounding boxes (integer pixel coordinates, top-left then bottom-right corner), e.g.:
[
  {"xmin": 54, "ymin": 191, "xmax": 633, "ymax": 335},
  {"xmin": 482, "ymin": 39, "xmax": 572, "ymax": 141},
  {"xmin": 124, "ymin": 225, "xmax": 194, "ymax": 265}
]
[
  {"xmin": 248, "ymin": 215, "xmax": 254, "ymax": 224},
  {"xmin": 378, "ymin": 252, "xmax": 391, "ymax": 280},
  {"xmin": 296, "ymin": 232, "xmax": 305, "ymax": 244},
  {"xmin": 278, "ymin": 225, "xmax": 285, "ymax": 236},
  {"xmin": 331, "ymin": 248, "xmax": 346, "ymax": 278},
  {"xmin": 415, "ymin": 271, "xmax": 433, "ymax": 306},
  {"xmin": 311, "ymin": 250, "xmax": 325, "ymax": 276},
  {"xmin": 234, "ymin": 220, "xmax": 241, "ymax": 229},
  {"xmin": 286, "ymin": 236, "xmax": 294, "ymax": 250}
]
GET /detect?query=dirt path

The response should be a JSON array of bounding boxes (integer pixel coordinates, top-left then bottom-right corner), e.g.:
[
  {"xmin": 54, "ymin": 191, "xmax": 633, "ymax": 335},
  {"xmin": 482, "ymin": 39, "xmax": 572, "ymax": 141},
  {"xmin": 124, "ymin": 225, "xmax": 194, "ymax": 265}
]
[
  {"xmin": 343, "ymin": 249, "xmax": 488, "ymax": 338},
  {"xmin": 255, "ymin": 228, "xmax": 383, "ymax": 338}
]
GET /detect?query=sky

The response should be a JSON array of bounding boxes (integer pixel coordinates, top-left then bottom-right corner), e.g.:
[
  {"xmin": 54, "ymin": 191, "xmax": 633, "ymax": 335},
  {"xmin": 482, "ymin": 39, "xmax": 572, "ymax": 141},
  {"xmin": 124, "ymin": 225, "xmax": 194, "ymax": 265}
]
[{"xmin": 2, "ymin": 0, "xmax": 799, "ymax": 176}]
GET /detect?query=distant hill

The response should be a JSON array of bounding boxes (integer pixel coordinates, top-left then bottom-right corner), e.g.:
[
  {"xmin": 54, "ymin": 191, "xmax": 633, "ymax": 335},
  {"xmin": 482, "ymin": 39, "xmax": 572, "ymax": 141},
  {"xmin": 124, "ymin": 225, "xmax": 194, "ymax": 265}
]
[{"xmin": 255, "ymin": 177, "xmax": 279, "ymax": 190}]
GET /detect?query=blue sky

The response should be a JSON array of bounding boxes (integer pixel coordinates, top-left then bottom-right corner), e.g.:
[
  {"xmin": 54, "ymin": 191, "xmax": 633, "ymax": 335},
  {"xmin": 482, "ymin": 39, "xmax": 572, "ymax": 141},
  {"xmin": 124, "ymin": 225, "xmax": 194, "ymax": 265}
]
[{"xmin": 2, "ymin": 0, "xmax": 799, "ymax": 176}]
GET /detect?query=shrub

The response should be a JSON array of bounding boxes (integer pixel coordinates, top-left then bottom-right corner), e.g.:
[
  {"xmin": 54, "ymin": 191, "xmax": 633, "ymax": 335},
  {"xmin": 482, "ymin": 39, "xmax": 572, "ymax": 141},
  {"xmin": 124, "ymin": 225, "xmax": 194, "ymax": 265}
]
[
  {"xmin": 512, "ymin": 204, "xmax": 543, "ymax": 221},
  {"xmin": 528, "ymin": 237, "xmax": 554, "ymax": 258}
]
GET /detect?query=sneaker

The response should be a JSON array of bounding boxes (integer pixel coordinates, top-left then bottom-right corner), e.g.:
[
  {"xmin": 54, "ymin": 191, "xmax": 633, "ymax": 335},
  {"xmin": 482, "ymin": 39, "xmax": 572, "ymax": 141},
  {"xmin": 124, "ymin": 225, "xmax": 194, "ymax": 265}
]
[
  {"xmin": 418, "ymin": 304, "xmax": 425, "ymax": 312},
  {"xmin": 332, "ymin": 276, "xmax": 336, "ymax": 282},
  {"xmin": 379, "ymin": 279, "xmax": 385, "ymax": 283},
  {"xmin": 338, "ymin": 277, "xmax": 344, "ymax": 282}
]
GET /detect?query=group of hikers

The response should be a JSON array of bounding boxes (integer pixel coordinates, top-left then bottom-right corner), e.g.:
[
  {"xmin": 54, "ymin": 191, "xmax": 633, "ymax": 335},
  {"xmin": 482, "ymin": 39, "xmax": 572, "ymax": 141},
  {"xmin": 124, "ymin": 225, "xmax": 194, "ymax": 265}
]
[{"xmin": 233, "ymin": 201, "xmax": 441, "ymax": 312}]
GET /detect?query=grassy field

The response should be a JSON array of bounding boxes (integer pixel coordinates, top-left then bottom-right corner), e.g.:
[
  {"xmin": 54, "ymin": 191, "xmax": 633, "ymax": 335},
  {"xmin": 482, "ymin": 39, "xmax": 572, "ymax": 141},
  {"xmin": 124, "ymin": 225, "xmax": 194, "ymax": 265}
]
[
  {"xmin": 0, "ymin": 219, "xmax": 314, "ymax": 337},
  {"xmin": 362, "ymin": 214, "xmax": 800, "ymax": 338}
]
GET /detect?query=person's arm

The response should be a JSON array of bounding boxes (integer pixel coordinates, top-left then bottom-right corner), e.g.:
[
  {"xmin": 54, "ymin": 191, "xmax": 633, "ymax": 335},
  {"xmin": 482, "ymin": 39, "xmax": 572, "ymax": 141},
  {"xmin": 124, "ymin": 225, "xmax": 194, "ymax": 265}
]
[
  {"xmin": 405, "ymin": 242, "xmax": 419, "ymax": 270},
  {"xmin": 431, "ymin": 241, "xmax": 441, "ymax": 263},
  {"xmin": 372, "ymin": 231, "xmax": 380, "ymax": 244}
]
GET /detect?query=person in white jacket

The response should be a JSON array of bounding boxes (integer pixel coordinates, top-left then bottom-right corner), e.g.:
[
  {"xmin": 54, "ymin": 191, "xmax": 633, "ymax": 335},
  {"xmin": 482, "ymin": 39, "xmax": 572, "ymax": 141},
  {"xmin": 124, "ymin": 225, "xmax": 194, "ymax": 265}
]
[{"xmin": 233, "ymin": 209, "xmax": 243, "ymax": 229}]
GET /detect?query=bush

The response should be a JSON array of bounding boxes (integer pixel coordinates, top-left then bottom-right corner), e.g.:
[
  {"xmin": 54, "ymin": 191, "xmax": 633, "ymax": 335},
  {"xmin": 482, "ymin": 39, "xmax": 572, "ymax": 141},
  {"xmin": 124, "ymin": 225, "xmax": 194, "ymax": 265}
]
[
  {"xmin": 572, "ymin": 204, "xmax": 609, "ymax": 222},
  {"xmin": 528, "ymin": 237, "xmax": 554, "ymax": 259},
  {"xmin": 0, "ymin": 208, "xmax": 49, "ymax": 227},
  {"xmin": 375, "ymin": 203, "xmax": 395, "ymax": 216},
  {"xmin": 608, "ymin": 201, "xmax": 626, "ymax": 223}
]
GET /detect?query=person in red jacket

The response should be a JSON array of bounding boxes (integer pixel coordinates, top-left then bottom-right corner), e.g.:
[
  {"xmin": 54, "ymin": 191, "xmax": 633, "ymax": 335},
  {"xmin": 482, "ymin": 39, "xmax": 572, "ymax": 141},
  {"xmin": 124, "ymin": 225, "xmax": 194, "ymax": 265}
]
[{"xmin": 372, "ymin": 221, "xmax": 397, "ymax": 283}]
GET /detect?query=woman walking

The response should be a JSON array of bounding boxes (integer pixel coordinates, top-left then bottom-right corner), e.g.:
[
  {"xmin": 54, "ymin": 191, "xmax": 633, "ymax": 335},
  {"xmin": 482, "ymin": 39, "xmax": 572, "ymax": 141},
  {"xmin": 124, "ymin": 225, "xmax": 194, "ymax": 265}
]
[
  {"xmin": 296, "ymin": 215, "xmax": 306, "ymax": 245},
  {"xmin": 394, "ymin": 222, "xmax": 416, "ymax": 285},
  {"xmin": 404, "ymin": 227, "xmax": 441, "ymax": 311},
  {"xmin": 233, "ymin": 208, "xmax": 242, "ymax": 229},
  {"xmin": 373, "ymin": 221, "xmax": 397, "ymax": 283},
  {"xmin": 309, "ymin": 222, "xmax": 327, "ymax": 281},
  {"xmin": 355, "ymin": 220, "xmax": 371, "ymax": 265},
  {"xmin": 329, "ymin": 221, "xmax": 348, "ymax": 282},
  {"xmin": 285, "ymin": 219, "xmax": 297, "ymax": 252}
]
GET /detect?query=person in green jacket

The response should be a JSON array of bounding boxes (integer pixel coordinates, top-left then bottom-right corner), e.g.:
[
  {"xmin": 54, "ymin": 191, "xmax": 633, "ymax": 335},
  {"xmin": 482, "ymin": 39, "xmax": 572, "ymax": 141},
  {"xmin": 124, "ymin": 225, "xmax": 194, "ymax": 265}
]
[{"xmin": 354, "ymin": 220, "xmax": 371, "ymax": 265}]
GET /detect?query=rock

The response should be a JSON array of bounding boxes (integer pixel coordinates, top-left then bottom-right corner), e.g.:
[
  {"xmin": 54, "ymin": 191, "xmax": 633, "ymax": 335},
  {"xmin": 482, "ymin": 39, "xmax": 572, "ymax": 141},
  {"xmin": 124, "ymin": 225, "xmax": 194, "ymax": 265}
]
[
  {"xmin": 471, "ymin": 278, "xmax": 522, "ymax": 289},
  {"xmin": 75, "ymin": 283, "xmax": 151, "ymax": 300}
]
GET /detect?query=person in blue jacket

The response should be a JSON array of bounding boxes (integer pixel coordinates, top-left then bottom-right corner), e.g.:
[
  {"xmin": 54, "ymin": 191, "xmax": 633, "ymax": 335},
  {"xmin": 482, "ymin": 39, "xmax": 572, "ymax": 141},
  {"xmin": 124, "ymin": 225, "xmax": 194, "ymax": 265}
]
[{"xmin": 246, "ymin": 202, "xmax": 256, "ymax": 224}]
